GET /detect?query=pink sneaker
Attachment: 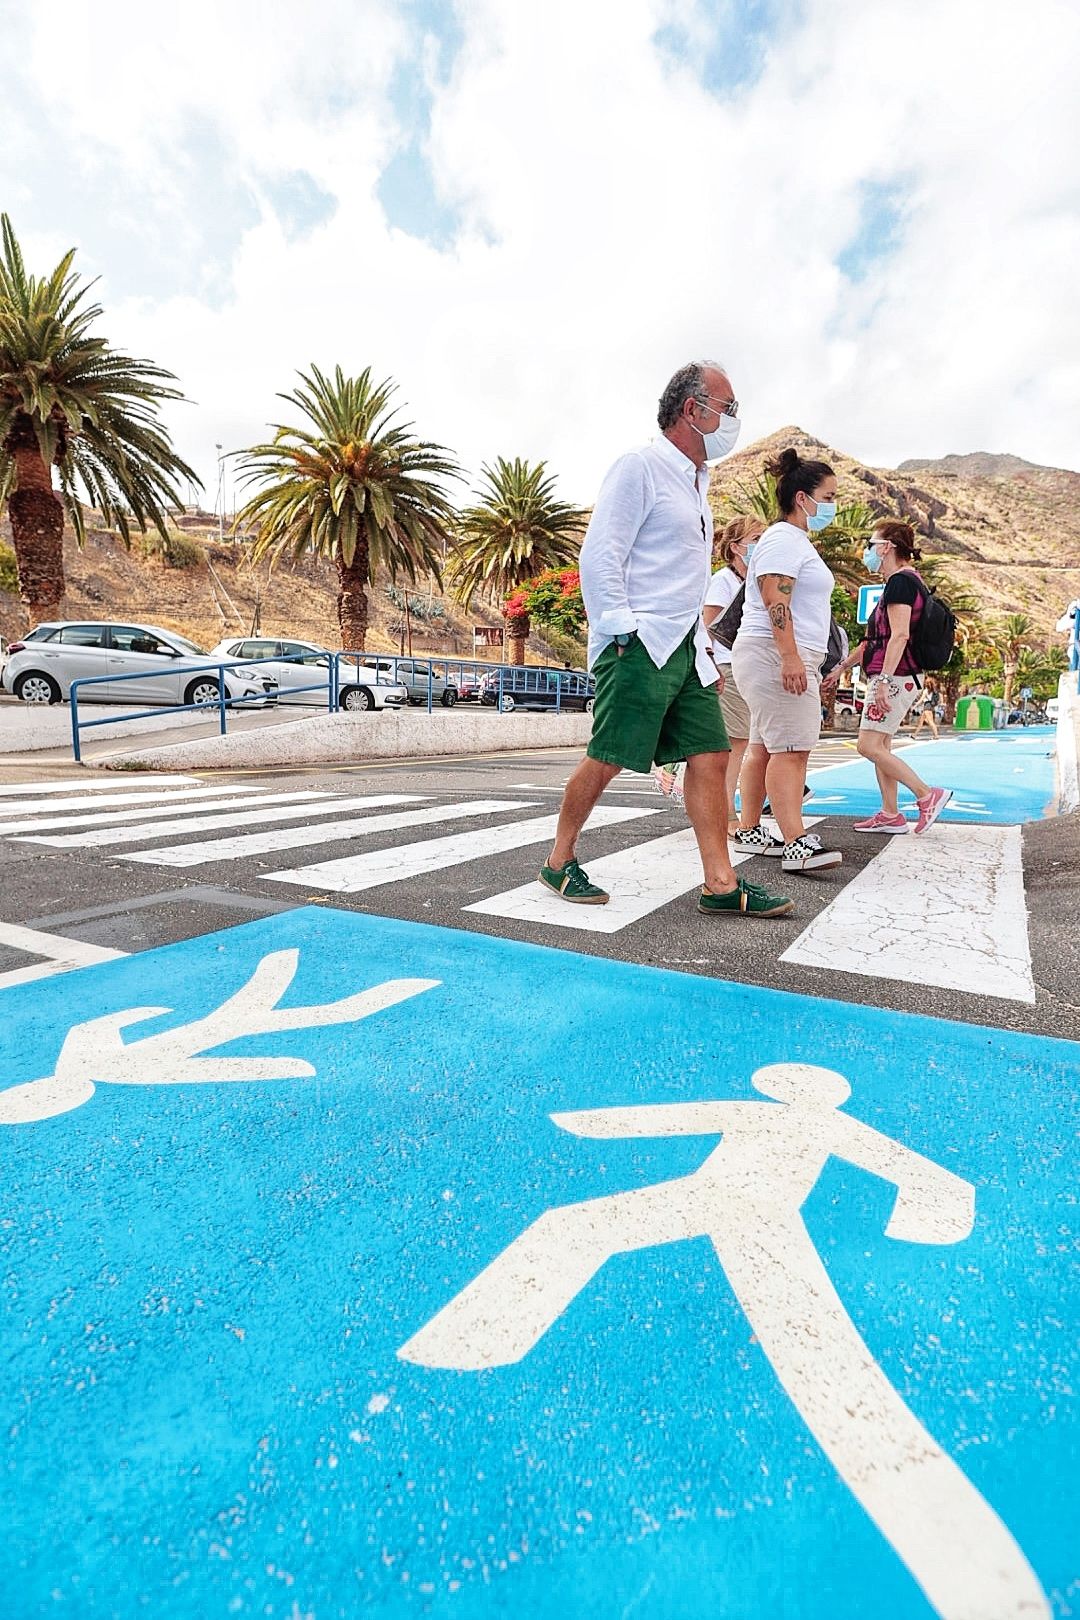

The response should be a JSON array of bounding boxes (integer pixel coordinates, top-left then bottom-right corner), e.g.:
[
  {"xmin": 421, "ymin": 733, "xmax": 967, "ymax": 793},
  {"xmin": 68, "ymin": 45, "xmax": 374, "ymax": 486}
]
[
  {"xmin": 915, "ymin": 786, "xmax": 952, "ymax": 834},
  {"xmin": 853, "ymin": 811, "xmax": 909, "ymax": 834}
]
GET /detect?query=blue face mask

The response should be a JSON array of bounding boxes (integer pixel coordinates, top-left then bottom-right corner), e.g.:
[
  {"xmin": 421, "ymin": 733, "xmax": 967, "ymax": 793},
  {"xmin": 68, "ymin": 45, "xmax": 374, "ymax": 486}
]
[
  {"xmin": 863, "ymin": 545, "xmax": 882, "ymax": 573},
  {"xmin": 805, "ymin": 496, "xmax": 837, "ymax": 533},
  {"xmin": 743, "ymin": 542, "xmax": 756, "ymax": 562}
]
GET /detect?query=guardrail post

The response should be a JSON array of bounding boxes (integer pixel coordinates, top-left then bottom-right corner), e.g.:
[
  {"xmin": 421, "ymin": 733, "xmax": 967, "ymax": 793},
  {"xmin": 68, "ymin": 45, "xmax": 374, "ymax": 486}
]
[
  {"xmin": 498, "ymin": 666, "xmax": 504, "ymax": 713},
  {"xmin": 555, "ymin": 672, "xmax": 562, "ymax": 714},
  {"xmin": 217, "ymin": 664, "xmax": 228, "ymax": 736},
  {"xmin": 70, "ymin": 682, "xmax": 82, "ymax": 763},
  {"xmin": 427, "ymin": 663, "xmax": 434, "ymax": 714},
  {"xmin": 329, "ymin": 654, "xmax": 338, "ymax": 713}
]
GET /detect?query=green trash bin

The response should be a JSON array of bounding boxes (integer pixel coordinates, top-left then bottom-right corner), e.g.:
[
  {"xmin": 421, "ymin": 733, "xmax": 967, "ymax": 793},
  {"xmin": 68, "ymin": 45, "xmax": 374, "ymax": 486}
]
[{"xmin": 955, "ymin": 695, "xmax": 995, "ymax": 730}]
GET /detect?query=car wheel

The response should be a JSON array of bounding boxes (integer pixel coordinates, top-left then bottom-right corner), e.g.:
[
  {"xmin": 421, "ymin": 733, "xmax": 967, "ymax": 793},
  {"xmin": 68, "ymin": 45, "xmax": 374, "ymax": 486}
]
[
  {"xmin": 441, "ymin": 688, "xmax": 458, "ymax": 708},
  {"xmin": 342, "ymin": 686, "xmax": 375, "ymax": 711},
  {"xmin": 583, "ymin": 697, "xmax": 595, "ymax": 714},
  {"xmin": 498, "ymin": 694, "xmax": 515, "ymax": 713},
  {"xmin": 14, "ymin": 671, "xmax": 62, "ymax": 705},
  {"xmin": 185, "ymin": 677, "xmax": 222, "ymax": 708}
]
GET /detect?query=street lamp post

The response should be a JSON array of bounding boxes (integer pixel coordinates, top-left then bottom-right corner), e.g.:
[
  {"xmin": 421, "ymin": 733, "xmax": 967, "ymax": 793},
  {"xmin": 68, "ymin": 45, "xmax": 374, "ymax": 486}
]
[{"xmin": 215, "ymin": 444, "xmax": 225, "ymax": 545}]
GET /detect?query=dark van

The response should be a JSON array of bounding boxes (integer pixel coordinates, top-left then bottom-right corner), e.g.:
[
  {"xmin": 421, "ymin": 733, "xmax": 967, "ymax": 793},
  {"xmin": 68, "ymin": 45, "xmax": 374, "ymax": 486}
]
[{"xmin": 479, "ymin": 667, "xmax": 595, "ymax": 713}]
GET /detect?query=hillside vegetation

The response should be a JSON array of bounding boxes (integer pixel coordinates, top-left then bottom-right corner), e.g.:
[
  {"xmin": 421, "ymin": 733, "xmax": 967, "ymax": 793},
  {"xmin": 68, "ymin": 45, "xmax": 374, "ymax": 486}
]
[
  {"xmin": 708, "ymin": 429, "xmax": 1080, "ymax": 642},
  {"xmin": 3, "ymin": 429, "xmax": 1078, "ymax": 652}
]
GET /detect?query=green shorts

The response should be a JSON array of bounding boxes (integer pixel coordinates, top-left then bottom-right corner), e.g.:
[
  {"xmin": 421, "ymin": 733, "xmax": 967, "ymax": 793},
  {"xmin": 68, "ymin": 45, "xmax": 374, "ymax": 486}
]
[{"xmin": 587, "ymin": 631, "xmax": 729, "ymax": 775}]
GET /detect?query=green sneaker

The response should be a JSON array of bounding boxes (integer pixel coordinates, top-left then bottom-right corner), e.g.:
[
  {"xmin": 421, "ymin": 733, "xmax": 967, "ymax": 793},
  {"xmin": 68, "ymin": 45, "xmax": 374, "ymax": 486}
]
[
  {"xmin": 538, "ymin": 857, "xmax": 610, "ymax": 905},
  {"xmin": 698, "ymin": 878, "xmax": 793, "ymax": 917}
]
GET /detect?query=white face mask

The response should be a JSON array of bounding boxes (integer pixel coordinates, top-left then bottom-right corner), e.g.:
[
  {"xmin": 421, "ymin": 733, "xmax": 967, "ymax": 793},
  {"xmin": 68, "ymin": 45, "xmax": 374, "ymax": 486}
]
[{"xmin": 691, "ymin": 411, "xmax": 741, "ymax": 461}]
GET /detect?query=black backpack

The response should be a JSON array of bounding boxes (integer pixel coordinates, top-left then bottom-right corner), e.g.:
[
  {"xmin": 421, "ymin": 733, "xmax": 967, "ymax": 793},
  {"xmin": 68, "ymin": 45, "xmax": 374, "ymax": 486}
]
[
  {"xmin": 711, "ymin": 585, "xmax": 745, "ymax": 650},
  {"xmin": 912, "ymin": 583, "xmax": 957, "ymax": 671}
]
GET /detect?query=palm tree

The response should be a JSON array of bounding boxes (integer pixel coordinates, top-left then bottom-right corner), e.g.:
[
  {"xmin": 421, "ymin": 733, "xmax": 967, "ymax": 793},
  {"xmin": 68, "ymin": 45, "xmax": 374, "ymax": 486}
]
[
  {"xmin": 990, "ymin": 613, "xmax": 1035, "ymax": 709},
  {"xmin": 451, "ymin": 458, "xmax": 587, "ymax": 664},
  {"xmin": 236, "ymin": 366, "xmax": 461, "ymax": 651},
  {"xmin": 719, "ymin": 472, "xmax": 873, "ymax": 591},
  {"xmin": 0, "ymin": 214, "xmax": 199, "ymax": 622}
]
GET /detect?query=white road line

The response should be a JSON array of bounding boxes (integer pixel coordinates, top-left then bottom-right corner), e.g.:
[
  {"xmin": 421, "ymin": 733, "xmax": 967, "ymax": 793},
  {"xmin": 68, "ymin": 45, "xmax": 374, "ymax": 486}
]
[
  {"xmin": 120, "ymin": 799, "xmax": 539, "ymax": 868},
  {"xmin": 0, "ymin": 785, "xmax": 272, "ymax": 830},
  {"xmin": 0, "ymin": 774, "xmax": 199, "ymax": 797},
  {"xmin": 467, "ymin": 817, "xmax": 821, "ymax": 932},
  {"xmin": 779, "ymin": 824, "xmax": 1035, "ymax": 1004},
  {"xmin": 265, "ymin": 805, "xmax": 662, "ymax": 894},
  {"xmin": 14, "ymin": 794, "xmax": 422, "ymax": 849},
  {"xmin": 0, "ymin": 920, "xmax": 127, "ymax": 991}
]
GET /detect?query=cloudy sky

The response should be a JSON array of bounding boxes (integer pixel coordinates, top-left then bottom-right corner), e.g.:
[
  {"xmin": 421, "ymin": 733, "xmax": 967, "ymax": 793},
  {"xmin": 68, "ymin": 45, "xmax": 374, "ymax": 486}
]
[{"xmin": 3, "ymin": 0, "xmax": 1078, "ymax": 511}]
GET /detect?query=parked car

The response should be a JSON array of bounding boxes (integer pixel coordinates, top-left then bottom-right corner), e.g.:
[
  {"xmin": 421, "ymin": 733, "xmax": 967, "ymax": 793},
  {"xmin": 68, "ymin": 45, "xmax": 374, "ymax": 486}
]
[
  {"xmin": 478, "ymin": 667, "xmax": 595, "ymax": 713},
  {"xmin": 360, "ymin": 657, "xmax": 458, "ymax": 707},
  {"xmin": 209, "ymin": 638, "xmax": 408, "ymax": 712},
  {"xmin": 832, "ymin": 688, "xmax": 864, "ymax": 731},
  {"xmin": 1, "ymin": 621, "xmax": 278, "ymax": 707}
]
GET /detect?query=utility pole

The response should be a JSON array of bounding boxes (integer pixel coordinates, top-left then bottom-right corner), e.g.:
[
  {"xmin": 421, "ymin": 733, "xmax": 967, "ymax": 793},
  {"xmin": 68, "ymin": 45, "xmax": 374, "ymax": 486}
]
[{"xmin": 215, "ymin": 444, "xmax": 225, "ymax": 545}]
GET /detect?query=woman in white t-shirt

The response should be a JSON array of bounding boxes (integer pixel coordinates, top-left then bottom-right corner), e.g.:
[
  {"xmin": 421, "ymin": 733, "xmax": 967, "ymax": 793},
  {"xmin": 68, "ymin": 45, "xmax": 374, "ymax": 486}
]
[
  {"xmin": 701, "ymin": 515, "xmax": 765, "ymax": 830},
  {"xmin": 730, "ymin": 448, "xmax": 842, "ymax": 874}
]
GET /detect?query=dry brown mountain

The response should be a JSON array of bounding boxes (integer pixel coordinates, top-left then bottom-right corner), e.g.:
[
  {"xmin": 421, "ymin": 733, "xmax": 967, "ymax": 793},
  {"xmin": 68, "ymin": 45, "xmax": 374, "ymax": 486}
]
[
  {"xmin": 0, "ymin": 510, "xmax": 559, "ymax": 665},
  {"xmin": 3, "ymin": 428, "xmax": 1078, "ymax": 650},
  {"xmin": 708, "ymin": 428, "xmax": 1080, "ymax": 642}
]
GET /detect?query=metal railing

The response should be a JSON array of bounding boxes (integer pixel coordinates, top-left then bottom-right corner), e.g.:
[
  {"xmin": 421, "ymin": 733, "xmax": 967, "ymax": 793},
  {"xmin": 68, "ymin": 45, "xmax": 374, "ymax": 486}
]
[
  {"xmin": 67, "ymin": 653, "xmax": 594, "ymax": 760},
  {"xmin": 69, "ymin": 656, "xmax": 325, "ymax": 763}
]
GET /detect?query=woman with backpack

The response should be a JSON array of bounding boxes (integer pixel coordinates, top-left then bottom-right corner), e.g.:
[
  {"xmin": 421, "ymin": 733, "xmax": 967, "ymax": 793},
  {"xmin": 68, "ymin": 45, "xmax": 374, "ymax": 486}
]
[
  {"xmin": 652, "ymin": 515, "xmax": 765, "ymax": 820},
  {"xmin": 822, "ymin": 519, "xmax": 952, "ymax": 834}
]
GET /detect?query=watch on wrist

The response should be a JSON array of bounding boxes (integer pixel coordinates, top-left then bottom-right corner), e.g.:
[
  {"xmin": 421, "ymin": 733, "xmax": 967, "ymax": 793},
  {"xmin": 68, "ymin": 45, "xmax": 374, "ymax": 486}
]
[{"xmin": 614, "ymin": 632, "xmax": 634, "ymax": 647}]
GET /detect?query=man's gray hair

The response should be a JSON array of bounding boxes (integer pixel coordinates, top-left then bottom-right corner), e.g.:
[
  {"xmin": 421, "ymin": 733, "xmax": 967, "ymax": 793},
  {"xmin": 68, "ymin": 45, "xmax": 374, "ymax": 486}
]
[{"xmin": 657, "ymin": 360, "xmax": 728, "ymax": 431}]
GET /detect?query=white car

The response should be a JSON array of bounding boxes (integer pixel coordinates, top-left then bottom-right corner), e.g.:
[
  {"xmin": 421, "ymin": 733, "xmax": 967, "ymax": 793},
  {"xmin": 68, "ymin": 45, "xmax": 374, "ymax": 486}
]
[
  {"xmin": 210, "ymin": 637, "xmax": 409, "ymax": 712},
  {"xmin": 1, "ymin": 621, "xmax": 277, "ymax": 707}
]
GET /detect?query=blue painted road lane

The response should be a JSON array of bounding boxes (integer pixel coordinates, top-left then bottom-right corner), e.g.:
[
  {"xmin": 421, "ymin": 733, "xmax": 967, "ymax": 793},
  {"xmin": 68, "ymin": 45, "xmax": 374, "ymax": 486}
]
[
  {"xmin": 1, "ymin": 908, "xmax": 1075, "ymax": 1618},
  {"xmin": 806, "ymin": 729, "xmax": 1057, "ymax": 823}
]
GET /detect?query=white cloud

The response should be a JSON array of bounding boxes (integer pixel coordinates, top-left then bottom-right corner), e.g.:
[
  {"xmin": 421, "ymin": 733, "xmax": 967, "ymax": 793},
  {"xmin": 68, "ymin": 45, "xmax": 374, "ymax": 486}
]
[{"xmin": 3, "ymin": 0, "xmax": 1078, "ymax": 511}]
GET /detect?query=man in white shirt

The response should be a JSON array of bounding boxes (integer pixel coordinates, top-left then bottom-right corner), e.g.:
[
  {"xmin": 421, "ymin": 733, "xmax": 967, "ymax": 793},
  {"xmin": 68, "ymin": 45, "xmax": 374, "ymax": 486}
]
[{"xmin": 538, "ymin": 362, "xmax": 794, "ymax": 919}]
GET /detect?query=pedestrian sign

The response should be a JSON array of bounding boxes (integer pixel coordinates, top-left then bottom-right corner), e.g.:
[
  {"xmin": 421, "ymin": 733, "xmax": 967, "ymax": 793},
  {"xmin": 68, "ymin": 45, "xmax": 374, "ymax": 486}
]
[
  {"xmin": 857, "ymin": 583, "xmax": 884, "ymax": 623},
  {"xmin": 1, "ymin": 907, "xmax": 1072, "ymax": 1618}
]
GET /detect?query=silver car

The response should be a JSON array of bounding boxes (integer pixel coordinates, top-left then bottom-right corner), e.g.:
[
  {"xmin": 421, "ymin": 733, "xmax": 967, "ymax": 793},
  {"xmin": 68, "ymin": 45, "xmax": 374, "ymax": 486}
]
[
  {"xmin": 361, "ymin": 656, "xmax": 459, "ymax": 707},
  {"xmin": 210, "ymin": 638, "xmax": 409, "ymax": 712},
  {"xmin": 1, "ymin": 621, "xmax": 277, "ymax": 707}
]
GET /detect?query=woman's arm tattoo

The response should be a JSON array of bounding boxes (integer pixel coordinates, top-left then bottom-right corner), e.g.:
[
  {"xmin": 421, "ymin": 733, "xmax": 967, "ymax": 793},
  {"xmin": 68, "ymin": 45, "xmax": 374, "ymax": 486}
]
[{"xmin": 769, "ymin": 602, "xmax": 790, "ymax": 630}]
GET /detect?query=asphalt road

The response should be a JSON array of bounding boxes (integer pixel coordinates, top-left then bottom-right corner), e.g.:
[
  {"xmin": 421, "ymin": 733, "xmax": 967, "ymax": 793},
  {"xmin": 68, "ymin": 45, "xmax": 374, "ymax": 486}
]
[{"xmin": 1, "ymin": 736, "xmax": 1076, "ymax": 1040}]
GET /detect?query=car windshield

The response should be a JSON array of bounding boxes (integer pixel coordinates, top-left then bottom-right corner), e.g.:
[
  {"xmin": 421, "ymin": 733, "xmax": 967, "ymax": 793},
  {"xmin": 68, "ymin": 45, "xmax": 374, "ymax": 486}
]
[{"xmin": 168, "ymin": 634, "xmax": 205, "ymax": 656}]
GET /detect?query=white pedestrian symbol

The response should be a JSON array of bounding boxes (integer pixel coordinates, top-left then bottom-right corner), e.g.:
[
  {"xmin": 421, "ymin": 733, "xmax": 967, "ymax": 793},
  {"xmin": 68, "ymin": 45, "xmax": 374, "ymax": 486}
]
[
  {"xmin": 400, "ymin": 1063, "xmax": 1049, "ymax": 1620},
  {"xmin": 0, "ymin": 950, "xmax": 439, "ymax": 1124}
]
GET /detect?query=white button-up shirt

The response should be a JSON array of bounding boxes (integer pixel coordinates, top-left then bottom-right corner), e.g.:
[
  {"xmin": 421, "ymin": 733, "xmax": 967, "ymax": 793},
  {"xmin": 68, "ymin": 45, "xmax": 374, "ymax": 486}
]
[{"xmin": 580, "ymin": 434, "xmax": 718, "ymax": 686}]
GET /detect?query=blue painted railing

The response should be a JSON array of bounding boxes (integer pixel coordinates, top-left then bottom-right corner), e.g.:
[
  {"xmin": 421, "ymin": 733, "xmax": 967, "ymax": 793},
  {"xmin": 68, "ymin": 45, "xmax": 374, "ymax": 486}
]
[{"xmin": 68, "ymin": 653, "xmax": 593, "ymax": 761}]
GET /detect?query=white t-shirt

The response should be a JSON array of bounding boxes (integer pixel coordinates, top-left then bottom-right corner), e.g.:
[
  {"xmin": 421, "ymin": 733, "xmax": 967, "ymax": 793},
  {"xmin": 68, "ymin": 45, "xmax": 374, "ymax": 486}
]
[
  {"xmin": 703, "ymin": 566, "xmax": 743, "ymax": 665},
  {"xmin": 738, "ymin": 521, "xmax": 834, "ymax": 652}
]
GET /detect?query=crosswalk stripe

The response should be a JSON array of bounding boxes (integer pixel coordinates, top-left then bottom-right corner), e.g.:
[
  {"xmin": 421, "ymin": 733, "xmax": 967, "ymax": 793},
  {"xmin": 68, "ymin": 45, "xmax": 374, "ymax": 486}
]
[
  {"xmin": 778, "ymin": 824, "xmax": 1035, "ymax": 1004},
  {"xmin": 264, "ymin": 805, "xmax": 662, "ymax": 894},
  {"xmin": 14, "ymin": 794, "xmax": 423, "ymax": 850},
  {"xmin": 467, "ymin": 816, "xmax": 821, "ymax": 932},
  {"xmin": 0, "ymin": 785, "xmax": 273, "ymax": 831},
  {"xmin": 119, "ymin": 800, "xmax": 539, "ymax": 868},
  {"xmin": 0, "ymin": 920, "xmax": 128, "ymax": 991},
  {"xmin": 0, "ymin": 774, "xmax": 199, "ymax": 797}
]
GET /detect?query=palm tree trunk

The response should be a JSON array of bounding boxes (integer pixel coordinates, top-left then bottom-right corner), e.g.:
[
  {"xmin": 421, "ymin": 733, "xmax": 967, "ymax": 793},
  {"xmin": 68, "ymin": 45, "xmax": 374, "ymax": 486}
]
[
  {"xmin": 6, "ymin": 435, "xmax": 66, "ymax": 624},
  {"xmin": 506, "ymin": 612, "xmax": 529, "ymax": 666},
  {"xmin": 336, "ymin": 541, "xmax": 370, "ymax": 651}
]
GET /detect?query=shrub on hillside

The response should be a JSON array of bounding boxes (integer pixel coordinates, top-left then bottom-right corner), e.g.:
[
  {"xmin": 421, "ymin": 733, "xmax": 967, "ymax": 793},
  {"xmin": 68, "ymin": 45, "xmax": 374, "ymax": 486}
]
[
  {"xmin": 0, "ymin": 541, "xmax": 17, "ymax": 594},
  {"xmin": 136, "ymin": 528, "xmax": 205, "ymax": 569}
]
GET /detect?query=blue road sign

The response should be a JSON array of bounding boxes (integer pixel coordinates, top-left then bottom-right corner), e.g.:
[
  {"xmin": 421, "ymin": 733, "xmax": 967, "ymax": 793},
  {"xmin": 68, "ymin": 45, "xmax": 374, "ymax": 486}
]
[
  {"xmin": 1, "ymin": 908, "xmax": 1073, "ymax": 1618},
  {"xmin": 857, "ymin": 583, "xmax": 884, "ymax": 623},
  {"xmin": 806, "ymin": 730, "xmax": 1056, "ymax": 822}
]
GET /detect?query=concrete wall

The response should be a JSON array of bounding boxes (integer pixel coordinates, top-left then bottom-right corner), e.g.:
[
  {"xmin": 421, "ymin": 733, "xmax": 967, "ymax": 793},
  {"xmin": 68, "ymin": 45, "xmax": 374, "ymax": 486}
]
[
  {"xmin": 0, "ymin": 702, "xmax": 207, "ymax": 756},
  {"xmin": 105, "ymin": 707, "xmax": 594, "ymax": 771},
  {"xmin": 1056, "ymin": 671, "xmax": 1080, "ymax": 815}
]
